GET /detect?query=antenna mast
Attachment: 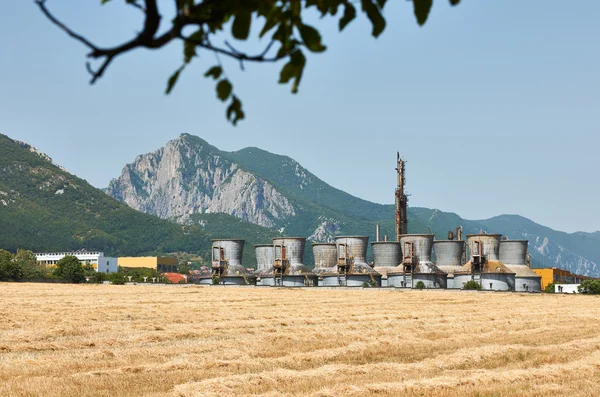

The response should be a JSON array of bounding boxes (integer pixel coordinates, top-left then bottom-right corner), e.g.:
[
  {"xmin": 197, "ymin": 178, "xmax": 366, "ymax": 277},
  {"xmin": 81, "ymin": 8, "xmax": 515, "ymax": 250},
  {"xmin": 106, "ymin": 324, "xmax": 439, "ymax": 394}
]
[{"xmin": 395, "ymin": 152, "xmax": 408, "ymax": 241}]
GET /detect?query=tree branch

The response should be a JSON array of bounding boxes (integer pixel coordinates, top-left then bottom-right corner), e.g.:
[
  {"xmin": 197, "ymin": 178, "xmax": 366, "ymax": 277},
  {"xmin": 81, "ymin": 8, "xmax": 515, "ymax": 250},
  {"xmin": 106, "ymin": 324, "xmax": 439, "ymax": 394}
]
[
  {"xmin": 35, "ymin": 0, "xmax": 98, "ymax": 51},
  {"xmin": 36, "ymin": 0, "xmax": 287, "ymax": 85},
  {"xmin": 181, "ymin": 35, "xmax": 285, "ymax": 63}
]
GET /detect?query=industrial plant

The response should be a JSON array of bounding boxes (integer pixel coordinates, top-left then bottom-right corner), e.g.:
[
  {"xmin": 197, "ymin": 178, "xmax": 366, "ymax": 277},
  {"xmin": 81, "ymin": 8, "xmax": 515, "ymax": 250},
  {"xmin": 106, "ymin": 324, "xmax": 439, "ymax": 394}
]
[{"xmin": 206, "ymin": 153, "xmax": 543, "ymax": 292}]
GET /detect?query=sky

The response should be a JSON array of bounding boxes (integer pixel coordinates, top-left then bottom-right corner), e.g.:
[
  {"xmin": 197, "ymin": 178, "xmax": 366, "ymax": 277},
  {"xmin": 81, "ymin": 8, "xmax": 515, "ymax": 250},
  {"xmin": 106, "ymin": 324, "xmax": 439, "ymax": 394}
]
[{"xmin": 1, "ymin": 1, "xmax": 599, "ymax": 233}]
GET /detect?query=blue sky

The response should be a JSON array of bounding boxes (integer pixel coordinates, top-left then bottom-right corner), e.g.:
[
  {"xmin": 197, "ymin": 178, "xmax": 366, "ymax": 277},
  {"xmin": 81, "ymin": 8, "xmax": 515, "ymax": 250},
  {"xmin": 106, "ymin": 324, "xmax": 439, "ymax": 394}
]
[{"xmin": 1, "ymin": 1, "xmax": 598, "ymax": 233}]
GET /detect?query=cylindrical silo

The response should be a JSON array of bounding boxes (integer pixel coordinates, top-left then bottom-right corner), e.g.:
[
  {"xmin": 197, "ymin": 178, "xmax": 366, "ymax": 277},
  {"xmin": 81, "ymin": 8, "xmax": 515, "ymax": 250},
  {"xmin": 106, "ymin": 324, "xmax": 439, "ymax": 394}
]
[
  {"xmin": 259, "ymin": 237, "xmax": 318, "ymax": 287},
  {"xmin": 312, "ymin": 243, "xmax": 337, "ymax": 274},
  {"xmin": 454, "ymin": 234, "xmax": 515, "ymax": 291},
  {"xmin": 372, "ymin": 242, "xmax": 401, "ymax": 287},
  {"xmin": 335, "ymin": 236, "xmax": 369, "ymax": 265},
  {"xmin": 321, "ymin": 236, "xmax": 381, "ymax": 287},
  {"xmin": 201, "ymin": 239, "xmax": 256, "ymax": 285},
  {"xmin": 466, "ymin": 234, "xmax": 502, "ymax": 261},
  {"xmin": 273, "ymin": 237, "xmax": 305, "ymax": 266},
  {"xmin": 255, "ymin": 244, "xmax": 274, "ymax": 272},
  {"xmin": 372, "ymin": 242, "xmax": 402, "ymax": 267},
  {"xmin": 399, "ymin": 234, "xmax": 434, "ymax": 263},
  {"xmin": 212, "ymin": 239, "xmax": 244, "ymax": 267},
  {"xmin": 499, "ymin": 240, "xmax": 528, "ymax": 265},
  {"xmin": 433, "ymin": 240, "xmax": 464, "ymax": 269},
  {"xmin": 433, "ymin": 240, "xmax": 465, "ymax": 289},
  {"xmin": 388, "ymin": 234, "xmax": 447, "ymax": 288},
  {"xmin": 499, "ymin": 240, "xmax": 541, "ymax": 292}
]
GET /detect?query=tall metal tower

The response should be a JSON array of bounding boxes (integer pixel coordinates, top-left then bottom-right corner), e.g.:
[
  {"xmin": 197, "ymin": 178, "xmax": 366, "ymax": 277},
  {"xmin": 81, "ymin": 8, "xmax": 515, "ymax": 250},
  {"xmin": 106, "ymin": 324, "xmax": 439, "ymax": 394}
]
[{"xmin": 395, "ymin": 152, "xmax": 408, "ymax": 241}]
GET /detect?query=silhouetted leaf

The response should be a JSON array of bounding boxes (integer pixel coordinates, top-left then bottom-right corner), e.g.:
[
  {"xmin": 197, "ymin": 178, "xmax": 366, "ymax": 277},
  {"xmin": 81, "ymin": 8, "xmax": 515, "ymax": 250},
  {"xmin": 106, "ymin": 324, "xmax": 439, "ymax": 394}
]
[
  {"xmin": 183, "ymin": 43, "xmax": 196, "ymax": 63},
  {"xmin": 204, "ymin": 66, "xmax": 222, "ymax": 80},
  {"xmin": 165, "ymin": 66, "xmax": 184, "ymax": 95},
  {"xmin": 339, "ymin": 3, "xmax": 357, "ymax": 31},
  {"xmin": 450, "ymin": 0, "xmax": 460, "ymax": 5},
  {"xmin": 299, "ymin": 24, "xmax": 326, "ymax": 52},
  {"xmin": 279, "ymin": 50, "xmax": 306, "ymax": 93},
  {"xmin": 260, "ymin": 8, "xmax": 282, "ymax": 38},
  {"xmin": 361, "ymin": 0, "xmax": 386, "ymax": 37},
  {"xmin": 183, "ymin": 30, "xmax": 203, "ymax": 63},
  {"xmin": 216, "ymin": 79, "xmax": 232, "ymax": 101},
  {"xmin": 232, "ymin": 11, "xmax": 252, "ymax": 40},
  {"xmin": 413, "ymin": 0, "xmax": 433, "ymax": 26},
  {"xmin": 226, "ymin": 96, "xmax": 245, "ymax": 125}
]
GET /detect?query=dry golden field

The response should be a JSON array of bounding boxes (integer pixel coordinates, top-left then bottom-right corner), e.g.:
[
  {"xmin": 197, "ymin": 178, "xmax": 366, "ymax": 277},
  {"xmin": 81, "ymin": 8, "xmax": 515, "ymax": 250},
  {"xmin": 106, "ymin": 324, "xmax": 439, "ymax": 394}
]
[{"xmin": 1, "ymin": 284, "xmax": 600, "ymax": 397}]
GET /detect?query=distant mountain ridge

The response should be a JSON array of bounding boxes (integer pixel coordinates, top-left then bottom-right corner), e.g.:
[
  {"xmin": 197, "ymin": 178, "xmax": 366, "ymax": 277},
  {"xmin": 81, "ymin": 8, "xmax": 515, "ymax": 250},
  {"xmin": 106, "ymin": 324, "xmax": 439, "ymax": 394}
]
[{"xmin": 106, "ymin": 133, "xmax": 600, "ymax": 277}]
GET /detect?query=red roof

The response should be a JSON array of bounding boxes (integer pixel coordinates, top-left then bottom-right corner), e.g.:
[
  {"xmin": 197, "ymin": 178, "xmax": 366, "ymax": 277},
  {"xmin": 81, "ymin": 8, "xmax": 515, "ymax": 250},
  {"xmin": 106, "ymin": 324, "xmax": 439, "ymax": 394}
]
[{"xmin": 163, "ymin": 272, "xmax": 186, "ymax": 283}]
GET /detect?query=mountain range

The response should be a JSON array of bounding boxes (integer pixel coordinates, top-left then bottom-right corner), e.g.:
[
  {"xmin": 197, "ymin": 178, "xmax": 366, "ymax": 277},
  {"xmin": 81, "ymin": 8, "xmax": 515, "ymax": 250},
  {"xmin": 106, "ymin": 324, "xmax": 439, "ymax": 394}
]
[
  {"xmin": 0, "ymin": 132, "xmax": 597, "ymax": 277},
  {"xmin": 106, "ymin": 134, "xmax": 599, "ymax": 276}
]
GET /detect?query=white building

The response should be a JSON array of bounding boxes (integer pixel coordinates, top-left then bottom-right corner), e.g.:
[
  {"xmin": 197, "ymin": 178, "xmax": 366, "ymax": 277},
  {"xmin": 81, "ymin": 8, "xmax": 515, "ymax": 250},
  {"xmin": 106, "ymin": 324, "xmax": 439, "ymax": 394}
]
[
  {"xmin": 554, "ymin": 284, "xmax": 580, "ymax": 294},
  {"xmin": 35, "ymin": 250, "xmax": 118, "ymax": 273}
]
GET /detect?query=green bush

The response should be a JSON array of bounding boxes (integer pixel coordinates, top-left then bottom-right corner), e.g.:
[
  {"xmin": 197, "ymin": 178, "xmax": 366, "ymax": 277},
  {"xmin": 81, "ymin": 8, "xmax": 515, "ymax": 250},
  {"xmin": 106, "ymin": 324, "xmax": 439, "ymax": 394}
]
[
  {"xmin": 578, "ymin": 280, "xmax": 600, "ymax": 294},
  {"xmin": 89, "ymin": 272, "xmax": 107, "ymax": 283},
  {"xmin": 53, "ymin": 255, "xmax": 85, "ymax": 283},
  {"xmin": 14, "ymin": 249, "xmax": 47, "ymax": 279},
  {"xmin": 106, "ymin": 272, "xmax": 126, "ymax": 285},
  {"xmin": 0, "ymin": 249, "xmax": 23, "ymax": 281},
  {"xmin": 544, "ymin": 283, "xmax": 556, "ymax": 293},
  {"xmin": 463, "ymin": 280, "xmax": 482, "ymax": 290},
  {"xmin": 415, "ymin": 281, "xmax": 425, "ymax": 290},
  {"xmin": 212, "ymin": 276, "xmax": 221, "ymax": 285}
]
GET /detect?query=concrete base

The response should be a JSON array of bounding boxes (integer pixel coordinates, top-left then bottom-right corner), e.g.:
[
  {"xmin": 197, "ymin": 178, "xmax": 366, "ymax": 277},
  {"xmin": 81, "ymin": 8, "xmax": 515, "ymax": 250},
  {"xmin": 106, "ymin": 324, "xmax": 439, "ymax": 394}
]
[
  {"xmin": 320, "ymin": 274, "xmax": 381, "ymax": 287},
  {"xmin": 446, "ymin": 275, "xmax": 457, "ymax": 289},
  {"xmin": 454, "ymin": 273, "xmax": 515, "ymax": 291},
  {"xmin": 222, "ymin": 276, "xmax": 257, "ymax": 285},
  {"xmin": 515, "ymin": 277, "xmax": 541, "ymax": 292},
  {"xmin": 198, "ymin": 276, "xmax": 256, "ymax": 285},
  {"xmin": 387, "ymin": 273, "xmax": 447, "ymax": 289},
  {"xmin": 259, "ymin": 276, "xmax": 318, "ymax": 287}
]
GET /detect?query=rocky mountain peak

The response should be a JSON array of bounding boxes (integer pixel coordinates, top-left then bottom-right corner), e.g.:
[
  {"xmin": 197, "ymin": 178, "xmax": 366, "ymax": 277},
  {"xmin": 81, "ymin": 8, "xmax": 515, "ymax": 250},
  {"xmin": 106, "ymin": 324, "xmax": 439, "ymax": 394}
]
[{"xmin": 106, "ymin": 135, "xmax": 295, "ymax": 226}]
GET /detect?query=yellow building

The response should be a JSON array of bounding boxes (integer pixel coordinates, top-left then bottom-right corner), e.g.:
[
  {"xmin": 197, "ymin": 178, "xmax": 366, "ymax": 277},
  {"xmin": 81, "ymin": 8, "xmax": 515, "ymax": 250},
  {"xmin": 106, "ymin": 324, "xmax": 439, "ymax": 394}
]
[
  {"xmin": 118, "ymin": 257, "xmax": 178, "ymax": 273},
  {"xmin": 533, "ymin": 268, "xmax": 592, "ymax": 290}
]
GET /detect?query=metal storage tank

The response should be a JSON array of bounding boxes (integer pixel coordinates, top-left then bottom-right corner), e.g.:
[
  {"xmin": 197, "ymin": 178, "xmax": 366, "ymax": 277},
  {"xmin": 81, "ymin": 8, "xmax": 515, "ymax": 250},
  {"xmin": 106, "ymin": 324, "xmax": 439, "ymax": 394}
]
[
  {"xmin": 454, "ymin": 234, "xmax": 515, "ymax": 291},
  {"xmin": 433, "ymin": 240, "xmax": 465, "ymax": 289},
  {"xmin": 372, "ymin": 242, "xmax": 402, "ymax": 267},
  {"xmin": 466, "ymin": 234, "xmax": 501, "ymax": 260},
  {"xmin": 499, "ymin": 240, "xmax": 528, "ymax": 265},
  {"xmin": 499, "ymin": 240, "xmax": 541, "ymax": 292},
  {"xmin": 312, "ymin": 243, "xmax": 337, "ymax": 274},
  {"xmin": 199, "ymin": 239, "xmax": 257, "ymax": 285},
  {"xmin": 388, "ymin": 235, "xmax": 447, "ymax": 288},
  {"xmin": 255, "ymin": 244, "xmax": 274, "ymax": 273},
  {"xmin": 259, "ymin": 237, "xmax": 318, "ymax": 287},
  {"xmin": 372, "ymin": 242, "xmax": 402, "ymax": 287},
  {"xmin": 321, "ymin": 236, "xmax": 381, "ymax": 287}
]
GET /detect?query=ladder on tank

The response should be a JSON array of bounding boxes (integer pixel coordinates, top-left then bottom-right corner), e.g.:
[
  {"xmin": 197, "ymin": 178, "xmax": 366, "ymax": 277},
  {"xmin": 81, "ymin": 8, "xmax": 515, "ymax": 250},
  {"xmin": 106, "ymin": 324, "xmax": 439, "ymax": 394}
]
[
  {"xmin": 337, "ymin": 257, "xmax": 352, "ymax": 287},
  {"xmin": 273, "ymin": 263, "xmax": 286, "ymax": 286},
  {"xmin": 471, "ymin": 240, "xmax": 486, "ymax": 285},
  {"xmin": 338, "ymin": 271, "xmax": 347, "ymax": 286},
  {"xmin": 404, "ymin": 272, "xmax": 413, "ymax": 288},
  {"xmin": 402, "ymin": 242, "xmax": 416, "ymax": 289},
  {"xmin": 336, "ymin": 244, "xmax": 352, "ymax": 286},
  {"xmin": 211, "ymin": 246, "xmax": 228, "ymax": 283},
  {"xmin": 273, "ymin": 245, "xmax": 288, "ymax": 286}
]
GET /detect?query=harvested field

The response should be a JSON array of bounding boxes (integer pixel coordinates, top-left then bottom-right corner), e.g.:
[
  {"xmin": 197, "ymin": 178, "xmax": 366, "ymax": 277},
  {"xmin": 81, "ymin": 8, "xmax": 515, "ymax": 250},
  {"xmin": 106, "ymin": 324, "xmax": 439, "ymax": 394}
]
[{"xmin": 1, "ymin": 284, "xmax": 600, "ymax": 396}]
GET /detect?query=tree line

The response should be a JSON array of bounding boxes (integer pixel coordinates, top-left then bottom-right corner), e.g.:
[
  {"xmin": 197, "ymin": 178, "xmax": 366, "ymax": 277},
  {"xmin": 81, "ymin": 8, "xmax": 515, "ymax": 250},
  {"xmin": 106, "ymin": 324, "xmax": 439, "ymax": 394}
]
[{"xmin": 0, "ymin": 250, "xmax": 167, "ymax": 284}]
